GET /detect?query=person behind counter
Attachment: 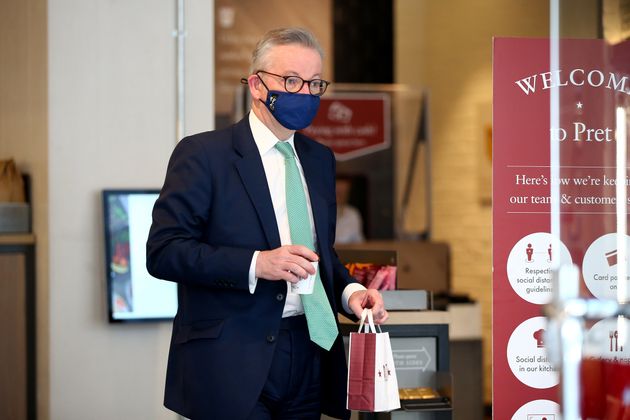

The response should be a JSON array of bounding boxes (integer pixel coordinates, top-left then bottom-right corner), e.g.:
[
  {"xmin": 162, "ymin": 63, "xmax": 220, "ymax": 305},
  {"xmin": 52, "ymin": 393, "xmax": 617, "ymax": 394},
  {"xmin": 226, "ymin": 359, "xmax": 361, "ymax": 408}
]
[
  {"xmin": 146, "ymin": 27, "xmax": 388, "ymax": 420},
  {"xmin": 335, "ymin": 175, "xmax": 365, "ymax": 244}
]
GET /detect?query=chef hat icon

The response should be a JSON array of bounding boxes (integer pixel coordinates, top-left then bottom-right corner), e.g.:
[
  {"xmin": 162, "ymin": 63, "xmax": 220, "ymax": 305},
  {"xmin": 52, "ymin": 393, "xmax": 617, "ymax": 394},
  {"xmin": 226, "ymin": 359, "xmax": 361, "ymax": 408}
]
[{"xmin": 533, "ymin": 329, "xmax": 545, "ymax": 348}]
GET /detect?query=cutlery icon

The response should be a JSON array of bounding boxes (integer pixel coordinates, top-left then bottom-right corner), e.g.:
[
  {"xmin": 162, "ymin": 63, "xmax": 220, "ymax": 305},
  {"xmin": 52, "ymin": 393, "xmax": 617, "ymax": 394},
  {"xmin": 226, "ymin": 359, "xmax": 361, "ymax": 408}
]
[{"xmin": 610, "ymin": 330, "xmax": 614, "ymax": 352}]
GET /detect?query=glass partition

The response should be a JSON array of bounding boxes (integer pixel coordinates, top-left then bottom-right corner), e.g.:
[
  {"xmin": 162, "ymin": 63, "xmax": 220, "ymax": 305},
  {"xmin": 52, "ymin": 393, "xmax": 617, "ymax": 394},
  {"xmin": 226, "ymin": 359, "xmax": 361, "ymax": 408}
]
[{"xmin": 547, "ymin": 1, "xmax": 630, "ymax": 418}]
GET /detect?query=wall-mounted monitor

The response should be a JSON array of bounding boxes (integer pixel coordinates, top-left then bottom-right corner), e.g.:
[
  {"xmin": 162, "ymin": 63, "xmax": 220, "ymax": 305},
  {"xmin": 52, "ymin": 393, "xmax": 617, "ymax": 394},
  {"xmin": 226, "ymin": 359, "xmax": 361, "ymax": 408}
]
[{"xmin": 102, "ymin": 189, "xmax": 177, "ymax": 322}]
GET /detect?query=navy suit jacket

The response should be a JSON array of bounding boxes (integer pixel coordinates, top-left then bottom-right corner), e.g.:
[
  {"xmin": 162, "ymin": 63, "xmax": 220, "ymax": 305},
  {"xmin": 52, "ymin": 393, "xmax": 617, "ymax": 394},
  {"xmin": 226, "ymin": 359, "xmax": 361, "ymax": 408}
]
[{"xmin": 146, "ymin": 116, "xmax": 355, "ymax": 420}]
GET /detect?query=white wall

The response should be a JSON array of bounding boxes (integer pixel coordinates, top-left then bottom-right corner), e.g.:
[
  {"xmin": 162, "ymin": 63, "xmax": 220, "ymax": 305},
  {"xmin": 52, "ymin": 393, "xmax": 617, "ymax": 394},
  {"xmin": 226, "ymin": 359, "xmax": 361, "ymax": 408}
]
[{"xmin": 48, "ymin": 1, "xmax": 213, "ymax": 418}]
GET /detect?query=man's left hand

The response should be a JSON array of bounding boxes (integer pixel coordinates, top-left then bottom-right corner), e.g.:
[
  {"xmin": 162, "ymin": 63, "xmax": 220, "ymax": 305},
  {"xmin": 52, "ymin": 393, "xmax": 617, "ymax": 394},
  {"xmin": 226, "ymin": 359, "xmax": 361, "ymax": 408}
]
[{"xmin": 348, "ymin": 289, "xmax": 388, "ymax": 324}]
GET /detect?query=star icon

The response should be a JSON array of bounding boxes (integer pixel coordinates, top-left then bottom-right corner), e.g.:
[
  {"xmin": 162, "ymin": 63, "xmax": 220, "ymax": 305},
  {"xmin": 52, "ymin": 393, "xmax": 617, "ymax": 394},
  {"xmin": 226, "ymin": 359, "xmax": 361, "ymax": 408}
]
[{"xmin": 576, "ymin": 102, "xmax": 583, "ymax": 109}]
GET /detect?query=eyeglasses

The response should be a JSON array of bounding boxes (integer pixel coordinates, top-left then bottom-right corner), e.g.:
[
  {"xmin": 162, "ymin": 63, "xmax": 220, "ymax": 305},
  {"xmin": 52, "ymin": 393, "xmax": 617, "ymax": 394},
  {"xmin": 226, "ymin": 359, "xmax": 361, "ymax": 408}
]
[{"xmin": 256, "ymin": 70, "xmax": 330, "ymax": 96}]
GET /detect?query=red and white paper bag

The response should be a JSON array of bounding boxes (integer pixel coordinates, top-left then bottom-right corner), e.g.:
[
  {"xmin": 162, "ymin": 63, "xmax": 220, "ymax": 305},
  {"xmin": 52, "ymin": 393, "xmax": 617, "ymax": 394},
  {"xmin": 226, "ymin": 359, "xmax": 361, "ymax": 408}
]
[{"xmin": 347, "ymin": 309, "xmax": 400, "ymax": 412}]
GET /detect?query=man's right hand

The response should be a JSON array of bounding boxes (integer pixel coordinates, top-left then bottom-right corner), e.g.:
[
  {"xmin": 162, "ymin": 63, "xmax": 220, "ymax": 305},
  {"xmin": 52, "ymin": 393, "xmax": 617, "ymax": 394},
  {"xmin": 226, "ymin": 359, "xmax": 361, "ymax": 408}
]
[{"xmin": 255, "ymin": 245, "xmax": 318, "ymax": 283}]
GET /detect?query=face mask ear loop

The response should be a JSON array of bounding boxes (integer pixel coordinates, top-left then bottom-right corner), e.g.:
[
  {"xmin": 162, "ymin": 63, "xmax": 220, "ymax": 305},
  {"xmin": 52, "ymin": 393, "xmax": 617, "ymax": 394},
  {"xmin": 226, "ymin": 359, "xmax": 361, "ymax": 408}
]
[
  {"xmin": 255, "ymin": 73, "xmax": 271, "ymax": 92},
  {"xmin": 241, "ymin": 74, "xmax": 270, "ymax": 107},
  {"xmin": 254, "ymin": 73, "xmax": 271, "ymax": 107}
]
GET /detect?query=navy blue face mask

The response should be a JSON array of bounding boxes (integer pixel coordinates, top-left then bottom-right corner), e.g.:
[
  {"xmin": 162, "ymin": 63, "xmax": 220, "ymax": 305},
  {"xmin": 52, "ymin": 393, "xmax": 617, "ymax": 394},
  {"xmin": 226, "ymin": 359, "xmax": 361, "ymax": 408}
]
[
  {"xmin": 252, "ymin": 75, "xmax": 320, "ymax": 130},
  {"xmin": 261, "ymin": 90, "xmax": 320, "ymax": 130}
]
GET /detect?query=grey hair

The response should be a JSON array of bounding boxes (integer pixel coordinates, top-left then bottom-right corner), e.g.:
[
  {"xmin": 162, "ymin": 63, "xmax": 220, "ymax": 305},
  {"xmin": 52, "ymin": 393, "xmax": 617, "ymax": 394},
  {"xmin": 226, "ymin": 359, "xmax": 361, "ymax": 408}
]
[{"xmin": 250, "ymin": 27, "xmax": 324, "ymax": 73}]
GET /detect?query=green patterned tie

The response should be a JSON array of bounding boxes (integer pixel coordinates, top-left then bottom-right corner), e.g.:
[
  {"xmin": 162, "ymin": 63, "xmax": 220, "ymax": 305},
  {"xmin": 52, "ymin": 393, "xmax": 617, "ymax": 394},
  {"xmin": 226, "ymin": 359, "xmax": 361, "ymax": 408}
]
[{"xmin": 275, "ymin": 141, "xmax": 338, "ymax": 351}]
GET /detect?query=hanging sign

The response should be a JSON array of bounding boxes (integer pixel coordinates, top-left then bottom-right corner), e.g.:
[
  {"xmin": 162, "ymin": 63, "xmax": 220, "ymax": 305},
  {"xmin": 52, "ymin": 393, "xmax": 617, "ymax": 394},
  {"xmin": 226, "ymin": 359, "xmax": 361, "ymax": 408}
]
[{"xmin": 302, "ymin": 92, "xmax": 391, "ymax": 161}]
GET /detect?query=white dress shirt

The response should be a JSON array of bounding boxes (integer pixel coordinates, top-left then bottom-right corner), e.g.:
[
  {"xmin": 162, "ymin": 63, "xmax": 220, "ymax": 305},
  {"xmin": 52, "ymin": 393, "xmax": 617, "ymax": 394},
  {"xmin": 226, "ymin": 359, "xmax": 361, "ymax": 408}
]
[{"xmin": 246, "ymin": 111, "xmax": 364, "ymax": 316}]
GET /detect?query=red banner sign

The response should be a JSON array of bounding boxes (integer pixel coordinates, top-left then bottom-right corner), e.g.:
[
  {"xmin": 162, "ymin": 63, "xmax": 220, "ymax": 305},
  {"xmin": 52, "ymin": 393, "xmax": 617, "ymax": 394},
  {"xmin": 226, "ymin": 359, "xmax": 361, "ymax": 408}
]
[
  {"xmin": 301, "ymin": 93, "xmax": 391, "ymax": 161},
  {"xmin": 493, "ymin": 38, "xmax": 630, "ymax": 419}
]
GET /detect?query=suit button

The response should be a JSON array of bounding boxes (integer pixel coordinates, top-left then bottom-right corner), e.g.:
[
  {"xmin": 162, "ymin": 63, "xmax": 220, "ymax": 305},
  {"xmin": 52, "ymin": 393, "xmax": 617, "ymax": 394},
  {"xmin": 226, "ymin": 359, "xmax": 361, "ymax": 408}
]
[
  {"xmin": 276, "ymin": 293, "xmax": 284, "ymax": 301},
  {"xmin": 266, "ymin": 335, "xmax": 275, "ymax": 343}
]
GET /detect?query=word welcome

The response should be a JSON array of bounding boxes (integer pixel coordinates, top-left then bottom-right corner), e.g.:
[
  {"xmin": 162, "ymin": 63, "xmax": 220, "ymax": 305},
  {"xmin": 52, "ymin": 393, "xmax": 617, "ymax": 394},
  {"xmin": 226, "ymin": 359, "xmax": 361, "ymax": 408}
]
[{"xmin": 515, "ymin": 68, "xmax": 630, "ymax": 96}]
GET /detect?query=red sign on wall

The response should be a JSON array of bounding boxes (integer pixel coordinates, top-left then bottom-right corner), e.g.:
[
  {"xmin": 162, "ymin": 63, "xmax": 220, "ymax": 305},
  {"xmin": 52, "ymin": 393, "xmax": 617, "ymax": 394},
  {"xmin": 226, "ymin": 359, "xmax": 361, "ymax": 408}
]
[
  {"xmin": 301, "ymin": 92, "xmax": 391, "ymax": 161},
  {"xmin": 493, "ymin": 38, "xmax": 630, "ymax": 419}
]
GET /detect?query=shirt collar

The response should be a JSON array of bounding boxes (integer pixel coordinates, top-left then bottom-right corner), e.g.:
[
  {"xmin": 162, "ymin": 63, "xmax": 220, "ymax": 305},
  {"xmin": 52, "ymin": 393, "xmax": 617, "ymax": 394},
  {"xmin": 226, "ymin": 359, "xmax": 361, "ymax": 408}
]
[{"xmin": 249, "ymin": 111, "xmax": 296, "ymax": 156}]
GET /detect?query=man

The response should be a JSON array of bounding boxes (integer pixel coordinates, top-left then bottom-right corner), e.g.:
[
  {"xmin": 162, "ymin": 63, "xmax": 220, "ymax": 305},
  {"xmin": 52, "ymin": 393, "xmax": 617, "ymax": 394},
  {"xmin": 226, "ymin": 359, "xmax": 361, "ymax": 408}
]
[{"xmin": 147, "ymin": 27, "xmax": 388, "ymax": 420}]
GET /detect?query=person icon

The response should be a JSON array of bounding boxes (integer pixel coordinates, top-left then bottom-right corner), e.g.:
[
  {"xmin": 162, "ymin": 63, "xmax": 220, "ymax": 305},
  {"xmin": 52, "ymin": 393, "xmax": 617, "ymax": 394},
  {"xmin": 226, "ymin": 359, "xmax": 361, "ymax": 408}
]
[{"xmin": 526, "ymin": 243, "xmax": 534, "ymax": 262}]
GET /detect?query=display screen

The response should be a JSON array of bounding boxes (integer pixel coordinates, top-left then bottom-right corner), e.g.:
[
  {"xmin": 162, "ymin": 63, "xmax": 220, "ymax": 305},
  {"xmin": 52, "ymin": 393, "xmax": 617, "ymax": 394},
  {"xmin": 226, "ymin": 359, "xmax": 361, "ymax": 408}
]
[{"xmin": 103, "ymin": 189, "xmax": 177, "ymax": 322}]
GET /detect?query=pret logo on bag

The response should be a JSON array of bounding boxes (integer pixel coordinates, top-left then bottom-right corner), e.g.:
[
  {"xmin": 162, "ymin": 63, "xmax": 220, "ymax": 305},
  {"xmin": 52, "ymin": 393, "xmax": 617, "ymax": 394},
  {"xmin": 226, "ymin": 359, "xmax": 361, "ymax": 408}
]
[{"xmin": 378, "ymin": 363, "xmax": 393, "ymax": 380}]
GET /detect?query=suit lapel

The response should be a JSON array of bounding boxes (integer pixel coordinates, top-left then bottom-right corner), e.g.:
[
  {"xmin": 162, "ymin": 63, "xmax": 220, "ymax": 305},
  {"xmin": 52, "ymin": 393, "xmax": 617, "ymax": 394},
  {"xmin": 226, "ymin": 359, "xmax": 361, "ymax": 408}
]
[
  {"xmin": 233, "ymin": 118, "xmax": 282, "ymax": 249},
  {"xmin": 231, "ymin": 119, "xmax": 333, "ymax": 294}
]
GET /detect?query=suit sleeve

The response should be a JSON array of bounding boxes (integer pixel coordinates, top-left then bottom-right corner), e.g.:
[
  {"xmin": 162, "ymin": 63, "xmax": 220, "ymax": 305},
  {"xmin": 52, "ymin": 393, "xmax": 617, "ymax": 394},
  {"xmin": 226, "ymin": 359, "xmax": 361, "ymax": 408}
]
[
  {"xmin": 146, "ymin": 136, "xmax": 253, "ymax": 291},
  {"xmin": 325, "ymin": 147, "xmax": 359, "ymax": 317}
]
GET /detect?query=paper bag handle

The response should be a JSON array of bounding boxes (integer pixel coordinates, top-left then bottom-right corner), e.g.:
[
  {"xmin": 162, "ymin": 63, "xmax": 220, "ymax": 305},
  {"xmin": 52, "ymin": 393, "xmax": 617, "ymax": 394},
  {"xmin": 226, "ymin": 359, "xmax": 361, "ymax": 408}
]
[{"xmin": 357, "ymin": 308, "xmax": 382, "ymax": 333}]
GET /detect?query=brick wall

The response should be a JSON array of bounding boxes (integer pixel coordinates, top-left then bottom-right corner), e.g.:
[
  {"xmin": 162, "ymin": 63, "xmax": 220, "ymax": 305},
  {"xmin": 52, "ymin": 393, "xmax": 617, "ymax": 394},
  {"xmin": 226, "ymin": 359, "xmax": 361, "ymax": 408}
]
[{"xmin": 395, "ymin": 0, "xmax": 549, "ymax": 403}]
